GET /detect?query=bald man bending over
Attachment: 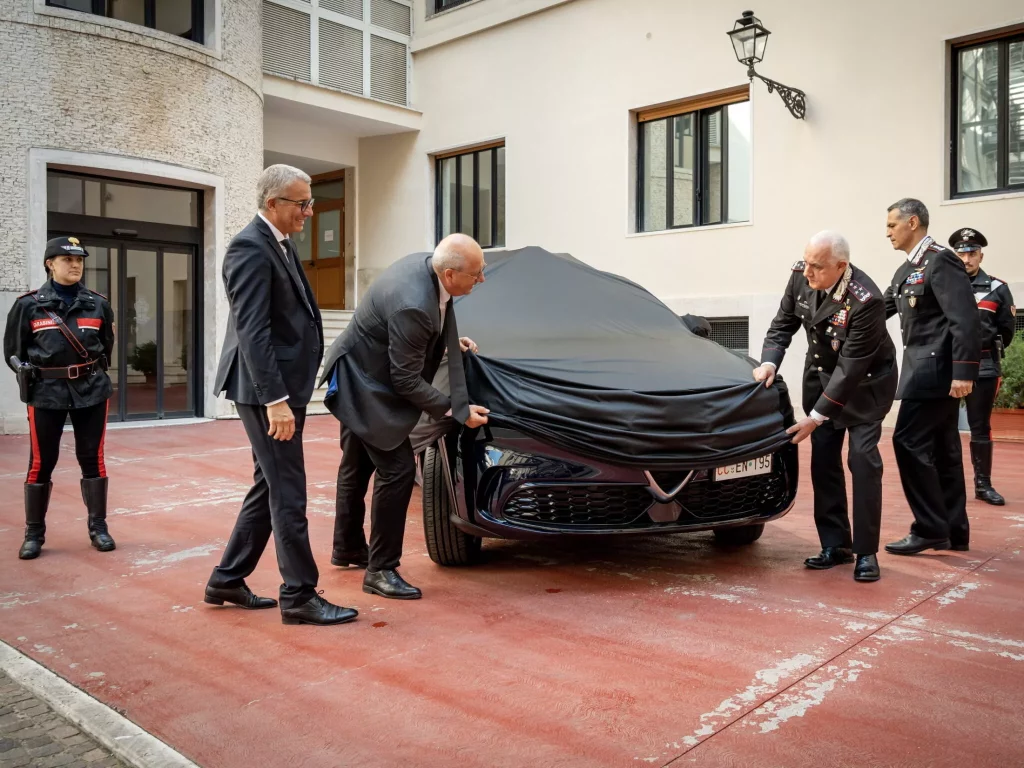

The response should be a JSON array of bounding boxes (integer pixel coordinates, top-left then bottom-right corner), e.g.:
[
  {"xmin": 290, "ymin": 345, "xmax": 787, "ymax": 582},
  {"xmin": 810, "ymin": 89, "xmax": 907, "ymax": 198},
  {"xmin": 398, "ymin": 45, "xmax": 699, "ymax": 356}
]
[
  {"xmin": 753, "ymin": 232, "xmax": 898, "ymax": 582},
  {"xmin": 320, "ymin": 234, "xmax": 490, "ymax": 599}
]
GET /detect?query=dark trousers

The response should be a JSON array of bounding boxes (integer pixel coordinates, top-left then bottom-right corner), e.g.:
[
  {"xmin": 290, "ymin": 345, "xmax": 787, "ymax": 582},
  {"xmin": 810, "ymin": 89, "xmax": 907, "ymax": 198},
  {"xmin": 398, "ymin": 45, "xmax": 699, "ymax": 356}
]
[
  {"xmin": 810, "ymin": 419, "xmax": 883, "ymax": 554},
  {"xmin": 965, "ymin": 377, "xmax": 1000, "ymax": 441},
  {"xmin": 26, "ymin": 402, "xmax": 108, "ymax": 484},
  {"xmin": 334, "ymin": 425, "xmax": 416, "ymax": 571},
  {"xmin": 892, "ymin": 398, "xmax": 969, "ymax": 542},
  {"xmin": 207, "ymin": 404, "xmax": 318, "ymax": 610}
]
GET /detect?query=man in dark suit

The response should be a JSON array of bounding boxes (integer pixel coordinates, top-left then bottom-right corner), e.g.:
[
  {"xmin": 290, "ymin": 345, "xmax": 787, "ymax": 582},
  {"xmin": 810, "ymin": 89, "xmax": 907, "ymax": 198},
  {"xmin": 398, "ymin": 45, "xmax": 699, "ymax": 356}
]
[
  {"xmin": 754, "ymin": 231, "xmax": 897, "ymax": 581},
  {"xmin": 322, "ymin": 233, "xmax": 491, "ymax": 599},
  {"xmin": 883, "ymin": 198, "xmax": 980, "ymax": 556},
  {"xmin": 205, "ymin": 165, "xmax": 357, "ymax": 626}
]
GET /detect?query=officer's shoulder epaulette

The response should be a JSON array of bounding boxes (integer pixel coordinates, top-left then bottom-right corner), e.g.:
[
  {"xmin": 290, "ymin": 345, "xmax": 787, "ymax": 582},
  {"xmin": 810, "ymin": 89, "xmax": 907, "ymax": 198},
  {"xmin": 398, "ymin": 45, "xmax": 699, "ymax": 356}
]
[
  {"xmin": 16, "ymin": 289, "xmax": 37, "ymax": 300},
  {"xmin": 926, "ymin": 242, "xmax": 945, "ymax": 253},
  {"xmin": 87, "ymin": 288, "xmax": 109, "ymax": 301},
  {"xmin": 848, "ymin": 280, "xmax": 872, "ymax": 303},
  {"xmin": 791, "ymin": 260, "xmax": 805, "ymax": 271}
]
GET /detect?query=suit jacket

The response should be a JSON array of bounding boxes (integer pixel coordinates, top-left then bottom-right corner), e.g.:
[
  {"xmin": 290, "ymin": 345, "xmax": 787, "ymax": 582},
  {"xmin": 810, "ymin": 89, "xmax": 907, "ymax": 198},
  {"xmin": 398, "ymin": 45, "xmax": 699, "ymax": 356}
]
[
  {"xmin": 970, "ymin": 268, "xmax": 1015, "ymax": 379},
  {"xmin": 761, "ymin": 263, "xmax": 897, "ymax": 427},
  {"xmin": 214, "ymin": 216, "xmax": 324, "ymax": 407},
  {"xmin": 320, "ymin": 252, "xmax": 459, "ymax": 451},
  {"xmin": 884, "ymin": 239, "xmax": 980, "ymax": 400}
]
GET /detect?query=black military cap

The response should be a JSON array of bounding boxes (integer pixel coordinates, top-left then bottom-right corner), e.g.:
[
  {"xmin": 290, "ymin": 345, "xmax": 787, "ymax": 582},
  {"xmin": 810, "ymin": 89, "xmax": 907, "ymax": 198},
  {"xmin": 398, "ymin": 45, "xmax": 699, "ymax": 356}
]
[
  {"xmin": 44, "ymin": 236, "xmax": 89, "ymax": 260},
  {"xmin": 948, "ymin": 227, "xmax": 988, "ymax": 252}
]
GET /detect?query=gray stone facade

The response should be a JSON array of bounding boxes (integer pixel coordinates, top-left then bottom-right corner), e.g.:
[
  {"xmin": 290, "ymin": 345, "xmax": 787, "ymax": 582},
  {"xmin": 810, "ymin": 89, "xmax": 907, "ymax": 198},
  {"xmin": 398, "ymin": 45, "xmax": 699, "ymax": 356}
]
[{"xmin": 0, "ymin": 0, "xmax": 265, "ymax": 433}]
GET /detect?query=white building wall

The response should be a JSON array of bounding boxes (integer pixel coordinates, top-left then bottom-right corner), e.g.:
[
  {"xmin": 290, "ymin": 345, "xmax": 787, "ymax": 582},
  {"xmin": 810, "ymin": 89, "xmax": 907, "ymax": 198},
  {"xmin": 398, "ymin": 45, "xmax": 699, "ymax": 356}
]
[{"xmin": 359, "ymin": 0, "xmax": 1024, "ymax": 418}]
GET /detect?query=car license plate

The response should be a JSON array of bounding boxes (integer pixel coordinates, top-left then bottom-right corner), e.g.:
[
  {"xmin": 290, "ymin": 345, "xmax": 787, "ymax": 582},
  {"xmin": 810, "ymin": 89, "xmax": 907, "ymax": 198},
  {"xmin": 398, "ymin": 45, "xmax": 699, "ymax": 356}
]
[{"xmin": 714, "ymin": 454, "xmax": 772, "ymax": 482}]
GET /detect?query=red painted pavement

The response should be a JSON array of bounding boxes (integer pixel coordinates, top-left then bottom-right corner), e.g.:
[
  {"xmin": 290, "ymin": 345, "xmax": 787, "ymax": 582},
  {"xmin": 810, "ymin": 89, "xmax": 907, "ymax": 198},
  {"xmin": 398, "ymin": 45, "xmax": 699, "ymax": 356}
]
[{"xmin": 1, "ymin": 416, "xmax": 1022, "ymax": 767}]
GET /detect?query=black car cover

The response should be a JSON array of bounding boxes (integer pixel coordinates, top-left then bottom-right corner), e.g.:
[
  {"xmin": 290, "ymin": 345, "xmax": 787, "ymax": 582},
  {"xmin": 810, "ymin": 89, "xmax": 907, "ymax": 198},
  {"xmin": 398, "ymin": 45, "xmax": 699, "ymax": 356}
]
[{"xmin": 413, "ymin": 246, "xmax": 793, "ymax": 467}]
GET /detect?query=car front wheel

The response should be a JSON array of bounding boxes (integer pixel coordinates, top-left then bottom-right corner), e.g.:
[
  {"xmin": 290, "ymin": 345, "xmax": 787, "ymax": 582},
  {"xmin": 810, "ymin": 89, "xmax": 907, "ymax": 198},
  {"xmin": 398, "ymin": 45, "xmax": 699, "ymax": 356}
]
[
  {"xmin": 422, "ymin": 445, "xmax": 482, "ymax": 566},
  {"xmin": 712, "ymin": 523, "xmax": 765, "ymax": 546}
]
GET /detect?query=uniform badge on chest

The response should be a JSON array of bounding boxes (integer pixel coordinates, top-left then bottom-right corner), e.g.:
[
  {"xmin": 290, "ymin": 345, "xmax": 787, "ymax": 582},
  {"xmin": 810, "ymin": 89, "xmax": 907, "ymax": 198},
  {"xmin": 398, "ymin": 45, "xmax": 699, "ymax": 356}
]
[
  {"xmin": 909, "ymin": 296, "xmax": 917, "ymax": 308},
  {"xmin": 830, "ymin": 308, "xmax": 848, "ymax": 328},
  {"xmin": 905, "ymin": 271, "xmax": 925, "ymax": 285},
  {"xmin": 831, "ymin": 338, "xmax": 840, "ymax": 352}
]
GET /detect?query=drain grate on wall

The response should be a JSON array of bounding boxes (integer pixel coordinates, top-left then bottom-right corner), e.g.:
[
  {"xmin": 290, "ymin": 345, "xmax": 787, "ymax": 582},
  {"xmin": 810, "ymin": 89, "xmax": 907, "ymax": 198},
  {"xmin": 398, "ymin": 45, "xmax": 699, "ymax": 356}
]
[{"xmin": 706, "ymin": 316, "xmax": 749, "ymax": 355}]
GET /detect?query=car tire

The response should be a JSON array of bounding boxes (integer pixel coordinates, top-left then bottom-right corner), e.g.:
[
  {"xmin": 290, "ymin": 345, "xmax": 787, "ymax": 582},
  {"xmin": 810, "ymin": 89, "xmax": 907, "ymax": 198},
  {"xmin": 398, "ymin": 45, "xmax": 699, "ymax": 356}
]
[
  {"xmin": 422, "ymin": 445, "xmax": 482, "ymax": 566},
  {"xmin": 712, "ymin": 523, "xmax": 765, "ymax": 546}
]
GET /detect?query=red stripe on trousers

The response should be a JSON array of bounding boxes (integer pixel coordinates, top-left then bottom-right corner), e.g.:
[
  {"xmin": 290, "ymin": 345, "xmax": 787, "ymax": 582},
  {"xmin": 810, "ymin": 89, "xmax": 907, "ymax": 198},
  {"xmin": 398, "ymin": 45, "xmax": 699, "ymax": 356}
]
[
  {"xmin": 98, "ymin": 400, "xmax": 109, "ymax": 478},
  {"xmin": 27, "ymin": 406, "xmax": 41, "ymax": 484}
]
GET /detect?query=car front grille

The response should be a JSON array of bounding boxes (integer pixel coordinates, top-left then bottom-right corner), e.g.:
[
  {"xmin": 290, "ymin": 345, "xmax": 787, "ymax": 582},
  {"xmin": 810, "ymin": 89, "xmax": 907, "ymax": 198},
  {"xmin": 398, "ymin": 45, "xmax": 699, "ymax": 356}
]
[
  {"xmin": 501, "ymin": 484, "xmax": 653, "ymax": 527},
  {"xmin": 676, "ymin": 462, "xmax": 788, "ymax": 520}
]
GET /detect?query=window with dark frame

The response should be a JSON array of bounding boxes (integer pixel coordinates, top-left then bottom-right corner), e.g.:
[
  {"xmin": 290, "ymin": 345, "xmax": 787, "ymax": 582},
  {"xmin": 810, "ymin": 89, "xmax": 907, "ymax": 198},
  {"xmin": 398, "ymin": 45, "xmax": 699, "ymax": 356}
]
[
  {"xmin": 637, "ymin": 87, "xmax": 751, "ymax": 233},
  {"xmin": 46, "ymin": 0, "xmax": 206, "ymax": 44},
  {"xmin": 435, "ymin": 143, "xmax": 505, "ymax": 248},
  {"xmin": 433, "ymin": 0, "xmax": 475, "ymax": 13},
  {"xmin": 952, "ymin": 30, "xmax": 1024, "ymax": 196}
]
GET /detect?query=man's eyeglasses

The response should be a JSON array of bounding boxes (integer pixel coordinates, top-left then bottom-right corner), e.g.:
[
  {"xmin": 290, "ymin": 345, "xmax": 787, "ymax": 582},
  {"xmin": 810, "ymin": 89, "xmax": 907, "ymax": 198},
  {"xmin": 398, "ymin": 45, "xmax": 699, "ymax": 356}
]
[
  {"xmin": 277, "ymin": 197, "xmax": 315, "ymax": 213},
  {"xmin": 454, "ymin": 265, "xmax": 486, "ymax": 281}
]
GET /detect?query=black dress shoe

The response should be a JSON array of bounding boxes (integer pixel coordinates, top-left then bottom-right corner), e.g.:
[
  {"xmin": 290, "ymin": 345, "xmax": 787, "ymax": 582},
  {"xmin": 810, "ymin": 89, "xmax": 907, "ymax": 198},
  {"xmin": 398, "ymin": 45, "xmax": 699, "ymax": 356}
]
[
  {"xmin": 885, "ymin": 534, "xmax": 951, "ymax": 556},
  {"xmin": 331, "ymin": 549, "xmax": 369, "ymax": 568},
  {"xmin": 363, "ymin": 569, "xmax": 422, "ymax": 600},
  {"xmin": 804, "ymin": 547, "xmax": 854, "ymax": 570},
  {"xmin": 950, "ymin": 542, "xmax": 970, "ymax": 552},
  {"xmin": 975, "ymin": 484, "xmax": 1005, "ymax": 506},
  {"xmin": 204, "ymin": 583, "xmax": 278, "ymax": 609},
  {"xmin": 854, "ymin": 554, "xmax": 880, "ymax": 582},
  {"xmin": 280, "ymin": 593, "xmax": 358, "ymax": 626}
]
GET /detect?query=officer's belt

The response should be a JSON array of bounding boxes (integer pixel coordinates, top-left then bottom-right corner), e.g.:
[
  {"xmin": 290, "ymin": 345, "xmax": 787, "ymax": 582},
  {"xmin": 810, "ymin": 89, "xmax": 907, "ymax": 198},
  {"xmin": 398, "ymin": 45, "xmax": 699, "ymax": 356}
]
[{"xmin": 36, "ymin": 359, "xmax": 102, "ymax": 380}]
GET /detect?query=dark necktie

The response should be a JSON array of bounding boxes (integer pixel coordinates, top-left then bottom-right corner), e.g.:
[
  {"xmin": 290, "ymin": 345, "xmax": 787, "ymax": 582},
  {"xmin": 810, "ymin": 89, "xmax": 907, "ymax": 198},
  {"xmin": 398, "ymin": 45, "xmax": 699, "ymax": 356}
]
[{"xmin": 442, "ymin": 298, "xmax": 471, "ymax": 424}]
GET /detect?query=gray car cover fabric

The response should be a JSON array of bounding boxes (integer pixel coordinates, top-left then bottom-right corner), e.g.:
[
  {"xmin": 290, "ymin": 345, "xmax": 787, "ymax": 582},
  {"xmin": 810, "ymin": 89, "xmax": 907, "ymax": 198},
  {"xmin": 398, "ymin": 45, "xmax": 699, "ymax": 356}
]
[{"xmin": 409, "ymin": 247, "xmax": 793, "ymax": 467}]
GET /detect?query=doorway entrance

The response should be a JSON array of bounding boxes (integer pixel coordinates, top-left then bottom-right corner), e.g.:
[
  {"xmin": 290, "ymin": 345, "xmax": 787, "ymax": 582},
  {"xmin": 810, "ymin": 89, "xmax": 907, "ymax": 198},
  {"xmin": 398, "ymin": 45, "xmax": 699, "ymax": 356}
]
[
  {"xmin": 294, "ymin": 173, "xmax": 346, "ymax": 309},
  {"xmin": 46, "ymin": 171, "xmax": 203, "ymax": 421}
]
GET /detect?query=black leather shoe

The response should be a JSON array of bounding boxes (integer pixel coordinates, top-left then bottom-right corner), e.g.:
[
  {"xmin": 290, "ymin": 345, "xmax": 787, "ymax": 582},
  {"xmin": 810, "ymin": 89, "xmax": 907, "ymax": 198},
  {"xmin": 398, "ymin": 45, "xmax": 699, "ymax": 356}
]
[
  {"xmin": 204, "ymin": 583, "xmax": 278, "ymax": 609},
  {"xmin": 280, "ymin": 593, "xmax": 358, "ymax": 626},
  {"xmin": 975, "ymin": 482, "xmax": 1005, "ymax": 506},
  {"xmin": 804, "ymin": 547, "xmax": 854, "ymax": 570},
  {"xmin": 331, "ymin": 549, "xmax": 369, "ymax": 568},
  {"xmin": 19, "ymin": 483, "xmax": 51, "ymax": 561},
  {"xmin": 82, "ymin": 478, "xmax": 115, "ymax": 552},
  {"xmin": 950, "ymin": 542, "xmax": 970, "ymax": 552},
  {"xmin": 854, "ymin": 554, "xmax": 880, "ymax": 582},
  {"xmin": 363, "ymin": 569, "xmax": 422, "ymax": 600},
  {"xmin": 885, "ymin": 534, "xmax": 951, "ymax": 555}
]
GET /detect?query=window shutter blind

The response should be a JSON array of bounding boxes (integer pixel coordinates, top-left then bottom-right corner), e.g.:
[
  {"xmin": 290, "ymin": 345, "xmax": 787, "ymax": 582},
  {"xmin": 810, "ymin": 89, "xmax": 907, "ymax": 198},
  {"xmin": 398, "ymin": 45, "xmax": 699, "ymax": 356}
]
[
  {"xmin": 319, "ymin": 18, "xmax": 363, "ymax": 93},
  {"xmin": 370, "ymin": 34, "xmax": 407, "ymax": 104},
  {"xmin": 371, "ymin": 0, "xmax": 411, "ymax": 36},
  {"xmin": 263, "ymin": 1, "xmax": 311, "ymax": 82}
]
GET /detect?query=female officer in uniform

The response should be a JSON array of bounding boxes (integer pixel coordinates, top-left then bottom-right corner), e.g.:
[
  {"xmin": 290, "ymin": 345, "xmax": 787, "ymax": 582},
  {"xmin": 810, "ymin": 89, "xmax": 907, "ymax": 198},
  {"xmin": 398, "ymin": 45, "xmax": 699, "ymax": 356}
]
[{"xmin": 4, "ymin": 236, "xmax": 116, "ymax": 560}]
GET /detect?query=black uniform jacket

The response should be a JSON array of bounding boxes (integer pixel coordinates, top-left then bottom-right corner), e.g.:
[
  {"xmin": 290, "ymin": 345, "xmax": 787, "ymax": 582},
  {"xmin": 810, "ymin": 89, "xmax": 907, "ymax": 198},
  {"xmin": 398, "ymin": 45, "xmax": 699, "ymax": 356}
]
[
  {"xmin": 213, "ymin": 216, "xmax": 324, "ymax": 408},
  {"xmin": 884, "ymin": 240, "xmax": 981, "ymax": 399},
  {"xmin": 4, "ymin": 280, "xmax": 114, "ymax": 409},
  {"xmin": 761, "ymin": 263, "xmax": 897, "ymax": 427},
  {"xmin": 970, "ymin": 268, "xmax": 1015, "ymax": 379}
]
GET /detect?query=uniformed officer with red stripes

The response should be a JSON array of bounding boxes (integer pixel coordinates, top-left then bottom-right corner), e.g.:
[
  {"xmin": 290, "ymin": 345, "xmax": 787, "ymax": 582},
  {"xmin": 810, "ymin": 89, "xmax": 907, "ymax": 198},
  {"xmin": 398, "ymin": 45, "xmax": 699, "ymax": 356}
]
[
  {"xmin": 949, "ymin": 227, "xmax": 1015, "ymax": 506},
  {"xmin": 3, "ymin": 236, "xmax": 116, "ymax": 560}
]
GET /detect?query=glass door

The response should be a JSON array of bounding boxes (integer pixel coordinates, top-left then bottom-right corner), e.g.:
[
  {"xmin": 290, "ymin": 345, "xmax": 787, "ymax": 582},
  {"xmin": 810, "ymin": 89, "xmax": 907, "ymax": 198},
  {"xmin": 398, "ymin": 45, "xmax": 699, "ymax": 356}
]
[{"xmin": 73, "ymin": 237, "xmax": 198, "ymax": 422}]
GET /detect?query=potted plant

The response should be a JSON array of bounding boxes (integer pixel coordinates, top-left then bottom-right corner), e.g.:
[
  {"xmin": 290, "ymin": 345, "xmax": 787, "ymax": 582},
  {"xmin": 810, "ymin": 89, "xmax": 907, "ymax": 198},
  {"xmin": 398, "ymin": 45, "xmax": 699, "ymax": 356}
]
[
  {"xmin": 127, "ymin": 340, "xmax": 159, "ymax": 386},
  {"xmin": 991, "ymin": 330, "xmax": 1024, "ymax": 441}
]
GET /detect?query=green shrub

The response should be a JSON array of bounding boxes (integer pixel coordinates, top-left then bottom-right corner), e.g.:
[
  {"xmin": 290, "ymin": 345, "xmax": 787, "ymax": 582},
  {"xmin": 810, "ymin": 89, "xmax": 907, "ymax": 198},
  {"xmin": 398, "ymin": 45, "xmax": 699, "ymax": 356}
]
[
  {"xmin": 994, "ymin": 331, "xmax": 1024, "ymax": 409},
  {"xmin": 127, "ymin": 340, "xmax": 158, "ymax": 377}
]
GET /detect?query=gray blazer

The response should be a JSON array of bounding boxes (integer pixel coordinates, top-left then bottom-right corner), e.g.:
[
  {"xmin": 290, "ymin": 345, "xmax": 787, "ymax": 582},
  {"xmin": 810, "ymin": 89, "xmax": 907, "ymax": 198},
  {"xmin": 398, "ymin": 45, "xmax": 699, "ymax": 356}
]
[
  {"xmin": 320, "ymin": 253, "xmax": 456, "ymax": 451},
  {"xmin": 214, "ymin": 216, "xmax": 323, "ymax": 407}
]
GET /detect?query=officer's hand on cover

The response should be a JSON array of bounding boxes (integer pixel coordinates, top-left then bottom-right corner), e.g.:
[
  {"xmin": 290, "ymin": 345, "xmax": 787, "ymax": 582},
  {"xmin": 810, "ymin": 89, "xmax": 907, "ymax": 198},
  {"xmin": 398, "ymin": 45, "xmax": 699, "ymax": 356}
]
[
  {"xmin": 950, "ymin": 379, "xmax": 974, "ymax": 399},
  {"xmin": 786, "ymin": 417, "xmax": 819, "ymax": 444},
  {"xmin": 266, "ymin": 401, "xmax": 296, "ymax": 441},
  {"xmin": 752, "ymin": 364, "xmax": 776, "ymax": 388},
  {"xmin": 465, "ymin": 404, "xmax": 490, "ymax": 428},
  {"xmin": 459, "ymin": 336, "xmax": 478, "ymax": 354}
]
